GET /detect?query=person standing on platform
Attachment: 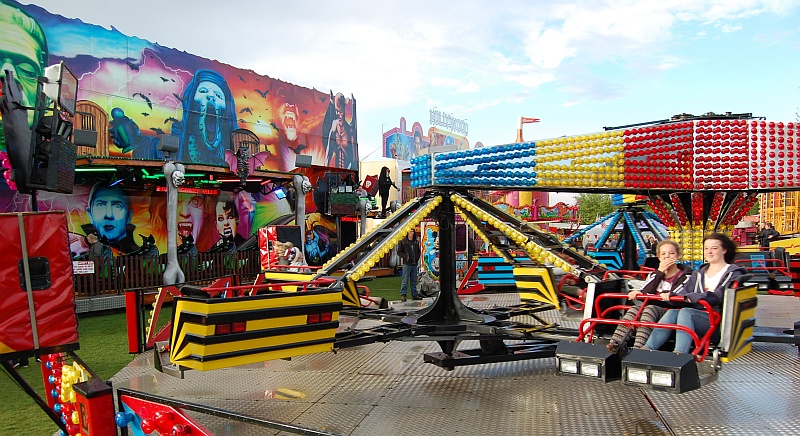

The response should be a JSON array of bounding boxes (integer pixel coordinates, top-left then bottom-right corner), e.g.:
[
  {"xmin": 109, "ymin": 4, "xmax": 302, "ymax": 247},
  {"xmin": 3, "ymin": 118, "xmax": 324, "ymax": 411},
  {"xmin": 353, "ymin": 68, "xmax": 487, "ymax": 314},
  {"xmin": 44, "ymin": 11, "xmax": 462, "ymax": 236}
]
[
  {"xmin": 397, "ymin": 229, "xmax": 421, "ymax": 301},
  {"xmin": 377, "ymin": 166, "xmax": 398, "ymax": 218},
  {"xmin": 758, "ymin": 222, "xmax": 779, "ymax": 250}
]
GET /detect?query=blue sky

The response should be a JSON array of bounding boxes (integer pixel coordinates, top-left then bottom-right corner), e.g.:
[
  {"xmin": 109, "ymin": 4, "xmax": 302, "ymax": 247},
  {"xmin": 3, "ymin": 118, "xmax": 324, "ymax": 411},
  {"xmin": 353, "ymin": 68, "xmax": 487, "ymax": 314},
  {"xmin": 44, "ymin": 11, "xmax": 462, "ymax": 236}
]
[{"xmin": 22, "ymin": 0, "xmax": 800, "ymax": 203}]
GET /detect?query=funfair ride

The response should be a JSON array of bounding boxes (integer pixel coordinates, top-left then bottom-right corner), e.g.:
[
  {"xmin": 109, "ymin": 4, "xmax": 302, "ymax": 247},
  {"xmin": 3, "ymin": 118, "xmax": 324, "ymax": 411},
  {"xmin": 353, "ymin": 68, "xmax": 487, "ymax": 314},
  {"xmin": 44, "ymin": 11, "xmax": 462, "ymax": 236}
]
[{"xmin": 6, "ymin": 111, "xmax": 798, "ymax": 434}]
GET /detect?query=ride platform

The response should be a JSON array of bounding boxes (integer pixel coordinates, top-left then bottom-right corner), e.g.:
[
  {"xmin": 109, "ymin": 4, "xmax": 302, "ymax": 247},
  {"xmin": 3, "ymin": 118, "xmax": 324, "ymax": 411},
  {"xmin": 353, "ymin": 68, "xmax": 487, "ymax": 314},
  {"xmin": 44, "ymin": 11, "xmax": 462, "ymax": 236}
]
[{"xmin": 110, "ymin": 293, "xmax": 800, "ymax": 435}]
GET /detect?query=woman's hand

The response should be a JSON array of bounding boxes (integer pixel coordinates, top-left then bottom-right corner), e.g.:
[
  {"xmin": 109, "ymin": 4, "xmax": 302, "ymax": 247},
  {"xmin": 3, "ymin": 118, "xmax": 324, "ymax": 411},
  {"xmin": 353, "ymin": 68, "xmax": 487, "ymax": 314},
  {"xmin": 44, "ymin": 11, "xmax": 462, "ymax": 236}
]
[
  {"xmin": 660, "ymin": 292, "xmax": 671, "ymax": 301},
  {"xmin": 627, "ymin": 290, "xmax": 641, "ymax": 300},
  {"xmin": 658, "ymin": 257, "xmax": 676, "ymax": 273}
]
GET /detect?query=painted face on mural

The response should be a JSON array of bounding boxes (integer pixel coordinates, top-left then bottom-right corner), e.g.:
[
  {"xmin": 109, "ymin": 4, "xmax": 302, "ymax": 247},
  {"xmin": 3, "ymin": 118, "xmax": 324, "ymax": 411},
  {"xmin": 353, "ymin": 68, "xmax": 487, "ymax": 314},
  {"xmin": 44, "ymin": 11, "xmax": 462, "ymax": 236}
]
[
  {"xmin": 0, "ymin": 3, "xmax": 47, "ymax": 116},
  {"xmin": 177, "ymin": 193, "xmax": 205, "ymax": 243},
  {"xmin": 215, "ymin": 202, "xmax": 237, "ymax": 239},
  {"xmin": 283, "ymin": 103, "xmax": 298, "ymax": 141},
  {"xmin": 334, "ymin": 94, "xmax": 346, "ymax": 122},
  {"xmin": 86, "ymin": 186, "xmax": 132, "ymax": 244},
  {"xmin": 193, "ymin": 80, "xmax": 225, "ymax": 152}
]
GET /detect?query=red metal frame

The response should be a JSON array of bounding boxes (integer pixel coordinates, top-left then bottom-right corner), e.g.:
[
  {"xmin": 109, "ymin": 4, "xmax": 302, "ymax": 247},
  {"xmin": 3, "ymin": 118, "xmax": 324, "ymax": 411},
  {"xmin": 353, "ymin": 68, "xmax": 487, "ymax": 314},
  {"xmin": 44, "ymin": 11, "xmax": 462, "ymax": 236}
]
[
  {"xmin": 602, "ymin": 268, "xmax": 654, "ymax": 280},
  {"xmin": 202, "ymin": 277, "xmax": 338, "ymax": 297},
  {"xmin": 557, "ymin": 273, "xmax": 586, "ymax": 311},
  {"xmin": 576, "ymin": 293, "xmax": 720, "ymax": 362},
  {"xmin": 457, "ymin": 260, "xmax": 483, "ymax": 294},
  {"xmin": 735, "ymin": 258, "xmax": 794, "ymax": 295}
]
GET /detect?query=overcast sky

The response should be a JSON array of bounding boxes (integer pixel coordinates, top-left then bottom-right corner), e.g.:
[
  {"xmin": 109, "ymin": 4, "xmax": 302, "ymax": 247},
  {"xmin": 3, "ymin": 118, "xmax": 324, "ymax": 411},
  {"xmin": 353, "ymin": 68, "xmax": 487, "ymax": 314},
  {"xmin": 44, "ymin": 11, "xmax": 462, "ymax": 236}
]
[{"xmin": 21, "ymin": 0, "xmax": 800, "ymax": 203}]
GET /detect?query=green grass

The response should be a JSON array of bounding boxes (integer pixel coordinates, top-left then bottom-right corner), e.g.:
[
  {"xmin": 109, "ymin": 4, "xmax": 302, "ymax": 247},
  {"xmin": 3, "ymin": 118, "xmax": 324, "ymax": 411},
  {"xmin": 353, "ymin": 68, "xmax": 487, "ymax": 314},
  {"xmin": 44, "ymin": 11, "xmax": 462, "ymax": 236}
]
[
  {"xmin": 0, "ymin": 278, "xmax": 402, "ymax": 435},
  {"xmin": 362, "ymin": 275, "xmax": 403, "ymax": 302},
  {"xmin": 1, "ymin": 310, "xmax": 135, "ymax": 436}
]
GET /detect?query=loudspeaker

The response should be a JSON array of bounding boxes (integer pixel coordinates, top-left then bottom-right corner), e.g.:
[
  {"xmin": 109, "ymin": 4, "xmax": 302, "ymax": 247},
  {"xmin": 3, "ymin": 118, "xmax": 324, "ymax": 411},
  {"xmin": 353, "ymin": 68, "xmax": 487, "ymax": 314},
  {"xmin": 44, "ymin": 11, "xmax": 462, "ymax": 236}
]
[
  {"xmin": 73, "ymin": 129, "xmax": 98, "ymax": 147},
  {"xmin": 295, "ymin": 154, "xmax": 312, "ymax": 168},
  {"xmin": 158, "ymin": 135, "xmax": 180, "ymax": 153}
]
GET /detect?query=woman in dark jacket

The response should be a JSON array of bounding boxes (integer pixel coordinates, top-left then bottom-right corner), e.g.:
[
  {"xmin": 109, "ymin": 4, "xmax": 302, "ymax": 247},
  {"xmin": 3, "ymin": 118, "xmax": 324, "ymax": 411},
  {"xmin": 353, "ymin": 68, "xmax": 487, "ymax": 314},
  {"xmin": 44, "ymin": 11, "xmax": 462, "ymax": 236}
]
[
  {"xmin": 607, "ymin": 239, "xmax": 692, "ymax": 353},
  {"xmin": 644, "ymin": 233, "xmax": 747, "ymax": 353},
  {"xmin": 377, "ymin": 166, "xmax": 398, "ymax": 217}
]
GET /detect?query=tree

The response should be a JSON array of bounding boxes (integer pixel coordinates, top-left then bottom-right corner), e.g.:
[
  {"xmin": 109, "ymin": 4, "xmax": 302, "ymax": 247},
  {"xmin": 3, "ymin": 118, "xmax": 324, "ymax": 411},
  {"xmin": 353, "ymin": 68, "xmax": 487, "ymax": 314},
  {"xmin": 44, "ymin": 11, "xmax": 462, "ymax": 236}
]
[
  {"xmin": 748, "ymin": 198, "xmax": 760, "ymax": 215},
  {"xmin": 576, "ymin": 193, "xmax": 615, "ymax": 225}
]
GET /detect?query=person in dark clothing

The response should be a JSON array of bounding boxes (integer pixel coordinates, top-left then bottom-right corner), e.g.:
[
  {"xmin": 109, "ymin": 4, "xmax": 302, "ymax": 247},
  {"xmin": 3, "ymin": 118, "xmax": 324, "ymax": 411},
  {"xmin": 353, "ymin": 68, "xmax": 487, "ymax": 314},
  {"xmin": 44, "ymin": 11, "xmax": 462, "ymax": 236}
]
[
  {"xmin": 84, "ymin": 232, "xmax": 104, "ymax": 260},
  {"xmin": 396, "ymin": 229, "xmax": 421, "ymax": 301},
  {"xmin": 377, "ymin": 166, "xmax": 398, "ymax": 218},
  {"xmin": 757, "ymin": 222, "xmax": 779, "ymax": 249}
]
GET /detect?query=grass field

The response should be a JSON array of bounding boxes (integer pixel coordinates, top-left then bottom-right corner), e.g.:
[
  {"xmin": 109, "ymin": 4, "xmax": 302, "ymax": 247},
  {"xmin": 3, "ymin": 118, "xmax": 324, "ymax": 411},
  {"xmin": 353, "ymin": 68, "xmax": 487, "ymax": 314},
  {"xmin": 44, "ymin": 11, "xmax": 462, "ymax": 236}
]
[
  {"xmin": 0, "ymin": 310, "xmax": 136, "ymax": 436},
  {"xmin": 0, "ymin": 276, "xmax": 404, "ymax": 435}
]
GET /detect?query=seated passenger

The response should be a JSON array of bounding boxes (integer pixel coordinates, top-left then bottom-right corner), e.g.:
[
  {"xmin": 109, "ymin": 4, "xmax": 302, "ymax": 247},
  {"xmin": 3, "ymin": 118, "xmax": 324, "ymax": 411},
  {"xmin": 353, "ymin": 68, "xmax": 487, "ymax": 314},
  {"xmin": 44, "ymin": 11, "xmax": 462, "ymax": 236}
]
[
  {"xmin": 607, "ymin": 239, "xmax": 691, "ymax": 354},
  {"xmin": 644, "ymin": 233, "xmax": 747, "ymax": 354}
]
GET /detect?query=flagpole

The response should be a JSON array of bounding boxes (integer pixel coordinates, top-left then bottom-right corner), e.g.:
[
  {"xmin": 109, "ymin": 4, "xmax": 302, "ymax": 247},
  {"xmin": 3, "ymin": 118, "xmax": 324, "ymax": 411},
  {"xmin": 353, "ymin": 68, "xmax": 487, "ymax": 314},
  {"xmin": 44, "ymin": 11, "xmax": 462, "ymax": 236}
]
[{"xmin": 516, "ymin": 117, "xmax": 541, "ymax": 142}]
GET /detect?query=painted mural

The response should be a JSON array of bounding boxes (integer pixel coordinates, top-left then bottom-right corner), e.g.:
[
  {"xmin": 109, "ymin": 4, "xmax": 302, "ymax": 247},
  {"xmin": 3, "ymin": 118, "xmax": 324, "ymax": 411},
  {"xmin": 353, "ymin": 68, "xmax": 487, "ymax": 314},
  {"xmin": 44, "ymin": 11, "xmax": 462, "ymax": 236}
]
[
  {"xmin": 382, "ymin": 117, "xmax": 429, "ymax": 161},
  {"xmin": 0, "ymin": 1, "xmax": 357, "ymax": 171},
  {"xmin": 419, "ymin": 221, "xmax": 470, "ymax": 282},
  {"xmin": 0, "ymin": 0, "xmax": 352, "ymax": 259},
  {"xmin": 382, "ymin": 117, "xmax": 472, "ymax": 161},
  {"xmin": 427, "ymin": 127, "xmax": 469, "ymax": 151}
]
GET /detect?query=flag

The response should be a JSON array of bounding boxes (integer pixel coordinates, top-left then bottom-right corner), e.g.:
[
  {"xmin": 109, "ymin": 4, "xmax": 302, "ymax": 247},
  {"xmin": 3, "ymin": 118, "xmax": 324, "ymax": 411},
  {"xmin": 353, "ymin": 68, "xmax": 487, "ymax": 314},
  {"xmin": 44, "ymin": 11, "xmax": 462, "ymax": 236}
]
[{"xmin": 521, "ymin": 117, "xmax": 540, "ymax": 124}]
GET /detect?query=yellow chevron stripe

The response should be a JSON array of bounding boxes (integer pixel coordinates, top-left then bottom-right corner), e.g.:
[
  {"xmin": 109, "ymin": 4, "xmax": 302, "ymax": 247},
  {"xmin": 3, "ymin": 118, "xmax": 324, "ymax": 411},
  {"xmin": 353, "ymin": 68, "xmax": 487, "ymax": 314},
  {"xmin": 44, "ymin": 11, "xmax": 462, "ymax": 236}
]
[
  {"xmin": 174, "ymin": 329, "xmax": 336, "ymax": 362},
  {"xmin": 173, "ymin": 293, "xmax": 335, "ymax": 314},
  {"xmin": 514, "ymin": 266, "xmax": 560, "ymax": 308},
  {"xmin": 177, "ymin": 343, "xmax": 336, "ymax": 371},
  {"xmin": 721, "ymin": 285, "xmax": 757, "ymax": 363}
]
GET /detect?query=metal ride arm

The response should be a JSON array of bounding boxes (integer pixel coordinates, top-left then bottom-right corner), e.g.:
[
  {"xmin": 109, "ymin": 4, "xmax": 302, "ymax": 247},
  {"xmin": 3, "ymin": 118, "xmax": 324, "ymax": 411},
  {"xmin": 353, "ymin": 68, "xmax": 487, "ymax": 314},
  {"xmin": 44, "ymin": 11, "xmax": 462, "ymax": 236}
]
[
  {"xmin": 329, "ymin": 188, "xmax": 599, "ymax": 368},
  {"xmin": 310, "ymin": 193, "xmax": 435, "ymax": 307},
  {"xmin": 465, "ymin": 193, "xmax": 601, "ymax": 272}
]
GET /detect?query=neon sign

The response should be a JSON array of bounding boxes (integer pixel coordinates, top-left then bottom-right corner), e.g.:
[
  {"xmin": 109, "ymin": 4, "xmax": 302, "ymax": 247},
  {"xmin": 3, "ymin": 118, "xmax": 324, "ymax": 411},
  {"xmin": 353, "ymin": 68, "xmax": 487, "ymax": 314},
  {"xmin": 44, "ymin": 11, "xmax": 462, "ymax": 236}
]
[{"xmin": 155, "ymin": 186, "xmax": 220, "ymax": 195}]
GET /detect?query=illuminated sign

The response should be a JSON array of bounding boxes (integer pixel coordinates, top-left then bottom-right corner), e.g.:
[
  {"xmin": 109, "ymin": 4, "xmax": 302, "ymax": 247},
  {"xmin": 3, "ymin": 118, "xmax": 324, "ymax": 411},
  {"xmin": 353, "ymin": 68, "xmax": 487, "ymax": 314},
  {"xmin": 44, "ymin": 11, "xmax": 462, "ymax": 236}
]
[
  {"xmin": 155, "ymin": 186, "xmax": 220, "ymax": 195},
  {"xmin": 429, "ymin": 109, "xmax": 468, "ymax": 136}
]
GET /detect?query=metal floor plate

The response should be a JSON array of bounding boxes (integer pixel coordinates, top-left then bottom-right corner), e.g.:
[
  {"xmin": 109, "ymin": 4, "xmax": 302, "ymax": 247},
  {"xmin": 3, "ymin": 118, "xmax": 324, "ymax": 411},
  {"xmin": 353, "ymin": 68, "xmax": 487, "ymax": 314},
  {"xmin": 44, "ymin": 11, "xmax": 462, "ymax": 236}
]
[{"xmin": 110, "ymin": 294, "xmax": 800, "ymax": 435}]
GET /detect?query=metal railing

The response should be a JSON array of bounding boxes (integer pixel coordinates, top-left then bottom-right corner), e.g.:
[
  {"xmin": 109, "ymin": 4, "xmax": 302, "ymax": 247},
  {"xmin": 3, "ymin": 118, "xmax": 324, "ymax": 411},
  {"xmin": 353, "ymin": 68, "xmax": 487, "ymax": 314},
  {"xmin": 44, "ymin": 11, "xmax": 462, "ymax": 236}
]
[{"xmin": 73, "ymin": 251, "xmax": 261, "ymax": 296}]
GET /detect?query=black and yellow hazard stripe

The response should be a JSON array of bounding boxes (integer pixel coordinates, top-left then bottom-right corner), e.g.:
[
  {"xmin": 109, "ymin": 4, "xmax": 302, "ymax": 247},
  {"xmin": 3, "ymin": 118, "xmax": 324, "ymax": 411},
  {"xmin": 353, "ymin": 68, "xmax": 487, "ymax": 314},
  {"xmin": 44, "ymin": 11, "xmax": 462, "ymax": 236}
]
[
  {"xmin": 513, "ymin": 266, "xmax": 560, "ymax": 308},
  {"xmin": 720, "ymin": 284, "xmax": 758, "ymax": 362},
  {"xmin": 169, "ymin": 289, "xmax": 342, "ymax": 371},
  {"xmin": 341, "ymin": 279, "xmax": 361, "ymax": 307}
]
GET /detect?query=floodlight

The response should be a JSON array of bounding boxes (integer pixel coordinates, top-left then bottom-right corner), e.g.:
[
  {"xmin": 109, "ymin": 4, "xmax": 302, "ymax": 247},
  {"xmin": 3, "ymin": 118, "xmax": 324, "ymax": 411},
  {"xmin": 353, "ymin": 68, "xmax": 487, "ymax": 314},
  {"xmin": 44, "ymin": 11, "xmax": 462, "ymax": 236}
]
[{"xmin": 42, "ymin": 62, "xmax": 78, "ymax": 117}]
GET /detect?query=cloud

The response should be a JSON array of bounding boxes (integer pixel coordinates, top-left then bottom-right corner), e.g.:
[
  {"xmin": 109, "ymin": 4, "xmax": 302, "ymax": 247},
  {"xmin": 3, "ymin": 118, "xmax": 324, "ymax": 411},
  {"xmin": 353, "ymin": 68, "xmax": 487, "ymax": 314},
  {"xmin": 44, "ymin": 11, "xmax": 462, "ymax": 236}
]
[
  {"xmin": 720, "ymin": 24, "xmax": 743, "ymax": 33},
  {"xmin": 456, "ymin": 82, "xmax": 480, "ymax": 93},
  {"xmin": 656, "ymin": 55, "xmax": 685, "ymax": 70},
  {"xmin": 26, "ymin": 0, "xmax": 800, "ymax": 117},
  {"xmin": 429, "ymin": 77, "xmax": 480, "ymax": 93}
]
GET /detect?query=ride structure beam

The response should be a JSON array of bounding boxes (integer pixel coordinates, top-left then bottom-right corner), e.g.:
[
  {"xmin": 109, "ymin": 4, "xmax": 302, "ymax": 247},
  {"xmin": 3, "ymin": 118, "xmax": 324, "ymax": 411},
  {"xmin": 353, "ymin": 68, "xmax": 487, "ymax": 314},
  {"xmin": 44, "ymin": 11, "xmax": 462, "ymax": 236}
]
[
  {"xmin": 416, "ymin": 194, "xmax": 486, "ymax": 325},
  {"xmin": 410, "ymin": 117, "xmax": 796, "ymax": 263}
]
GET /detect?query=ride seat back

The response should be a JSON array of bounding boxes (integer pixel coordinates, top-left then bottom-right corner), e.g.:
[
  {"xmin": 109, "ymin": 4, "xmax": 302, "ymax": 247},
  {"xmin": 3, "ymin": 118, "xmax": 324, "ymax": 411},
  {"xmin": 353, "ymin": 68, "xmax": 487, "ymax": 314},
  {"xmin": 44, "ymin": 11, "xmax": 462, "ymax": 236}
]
[
  {"xmin": 717, "ymin": 284, "xmax": 758, "ymax": 362},
  {"xmin": 582, "ymin": 278, "xmax": 627, "ymax": 335}
]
